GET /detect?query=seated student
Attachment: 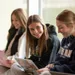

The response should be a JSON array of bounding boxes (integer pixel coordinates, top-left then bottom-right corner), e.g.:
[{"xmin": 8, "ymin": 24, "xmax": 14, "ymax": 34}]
[
  {"xmin": 25, "ymin": 15, "xmax": 60, "ymax": 69},
  {"xmin": 2, "ymin": 15, "xmax": 60, "ymax": 75},
  {"xmin": 0, "ymin": 8, "xmax": 27, "ymax": 74},
  {"xmin": 38, "ymin": 9, "xmax": 75, "ymax": 74}
]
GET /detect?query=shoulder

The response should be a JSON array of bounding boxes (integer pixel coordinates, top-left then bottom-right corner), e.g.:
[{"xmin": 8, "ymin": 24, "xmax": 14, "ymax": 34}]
[
  {"xmin": 19, "ymin": 32, "xmax": 26, "ymax": 42},
  {"xmin": 19, "ymin": 27, "xmax": 25, "ymax": 33},
  {"xmin": 18, "ymin": 32, "xmax": 26, "ymax": 50},
  {"xmin": 50, "ymin": 34, "xmax": 60, "ymax": 43},
  {"xmin": 9, "ymin": 27, "xmax": 17, "ymax": 34}
]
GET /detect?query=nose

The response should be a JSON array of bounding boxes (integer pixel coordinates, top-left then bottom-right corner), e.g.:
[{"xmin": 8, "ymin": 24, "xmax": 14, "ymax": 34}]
[
  {"xmin": 34, "ymin": 29, "xmax": 38, "ymax": 34},
  {"xmin": 58, "ymin": 29, "xmax": 61, "ymax": 33},
  {"xmin": 35, "ymin": 29, "xmax": 38, "ymax": 33}
]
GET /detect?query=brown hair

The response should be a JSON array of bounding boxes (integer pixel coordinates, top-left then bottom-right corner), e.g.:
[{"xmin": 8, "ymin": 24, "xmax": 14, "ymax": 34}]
[
  {"xmin": 26, "ymin": 15, "xmax": 48, "ymax": 58},
  {"xmin": 56, "ymin": 10, "xmax": 75, "ymax": 27}
]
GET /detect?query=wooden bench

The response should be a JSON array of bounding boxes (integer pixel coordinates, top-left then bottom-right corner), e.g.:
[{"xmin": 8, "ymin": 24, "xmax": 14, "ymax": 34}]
[{"xmin": 50, "ymin": 71, "xmax": 74, "ymax": 75}]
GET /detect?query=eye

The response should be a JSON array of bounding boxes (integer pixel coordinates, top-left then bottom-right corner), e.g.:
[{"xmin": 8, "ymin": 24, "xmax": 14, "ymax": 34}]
[
  {"xmin": 15, "ymin": 20, "xmax": 18, "ymax": 21},
  {"xmin": 58, "ymin": 26, "xmax": 63, "ymax": 30},
  {"xmin": 36, "ymin": 26, "xmax": 40, "ymax": 29},
  {"xmin": 60, "ymin": 27, "xmax": 63, "ymax": 29},
  {"xmin": 11, "ymin": 19, "xmax": 18, "ymax": 22},
  {"xmin": 30, "ymin": 28, "xmax": 34, "ymax": 31}
]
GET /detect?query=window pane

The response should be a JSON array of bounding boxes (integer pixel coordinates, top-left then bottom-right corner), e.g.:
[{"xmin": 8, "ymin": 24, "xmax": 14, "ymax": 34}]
[{"xmin": 41, "ymin": 0, "xmax": 75, "ymax": 40}]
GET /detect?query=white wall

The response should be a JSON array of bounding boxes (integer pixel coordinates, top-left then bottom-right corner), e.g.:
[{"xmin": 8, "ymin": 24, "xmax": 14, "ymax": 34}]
[
  {"xmin": 0, "ymin": 0, "xmax": 26, "ymax": 50},
  {"xmin": 28, "ymin": 0, "xmax": 40, "ymax": 16}
]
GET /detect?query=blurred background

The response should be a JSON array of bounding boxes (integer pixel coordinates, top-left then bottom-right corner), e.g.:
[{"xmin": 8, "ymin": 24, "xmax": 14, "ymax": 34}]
[{"xmin": 0, "ymin": 0, "xmax": 75, "ymax": 49}]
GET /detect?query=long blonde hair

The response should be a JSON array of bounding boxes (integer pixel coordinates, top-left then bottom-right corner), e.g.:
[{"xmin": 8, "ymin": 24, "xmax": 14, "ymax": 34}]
[
  {"xmin": 11, "ymin": 8, "xmax": 27, "ymax": 29},
  {"xmin": 7, "ymin": 8, "xmax": 27, "ymax": 39},
  {"xmin": 26, "ymin": 15, "xmax": 48, "ymax": 58}
]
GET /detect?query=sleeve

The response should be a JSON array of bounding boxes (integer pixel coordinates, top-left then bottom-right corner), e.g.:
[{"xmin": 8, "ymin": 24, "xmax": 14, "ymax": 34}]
[
  {"xmin": 48, "ymin": 35, "xmax": 60, "ymax": 63},
  {"xmin": 51, "ymin": 59, "xmax": 75, "ymax": 74}
]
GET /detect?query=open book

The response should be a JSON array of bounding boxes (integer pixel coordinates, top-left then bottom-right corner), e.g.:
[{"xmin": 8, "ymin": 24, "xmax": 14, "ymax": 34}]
[
  {"xmin": 15, "ymin": 58, "xmax": 38, "ymax": 70},
  {"xmin": 15, "ymin": 58, "xmax": 39, "ymax": 75}
]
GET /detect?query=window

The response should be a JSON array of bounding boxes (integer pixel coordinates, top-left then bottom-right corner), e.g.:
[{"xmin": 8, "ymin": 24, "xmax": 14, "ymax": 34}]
[
  {"xmin": 41, "ymin": 0, "xmax": 75, "ymax": 40},
  {"xmin": 0, "ymin": 0, "xmax": 27, "ymax": 49}
]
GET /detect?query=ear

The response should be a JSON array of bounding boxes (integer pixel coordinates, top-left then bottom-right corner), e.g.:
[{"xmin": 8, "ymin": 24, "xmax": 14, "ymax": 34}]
[
  {"xmin": 72, "ymin": 24, "xmax": 75, "ymax": 32},
  {"xmin": 73, "ymin": 24, "xmax": 75, "ymax": 29}
]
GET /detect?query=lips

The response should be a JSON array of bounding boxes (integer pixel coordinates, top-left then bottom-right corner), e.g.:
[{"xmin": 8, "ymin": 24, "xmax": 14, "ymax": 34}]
[{"xmin": 34, "ymin": 34, "xmax": 41, "ymax": 38}]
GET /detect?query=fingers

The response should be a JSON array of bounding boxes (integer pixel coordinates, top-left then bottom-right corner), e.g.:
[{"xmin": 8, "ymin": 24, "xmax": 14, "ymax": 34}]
[
  {"xmin": 37, "ymin": 68, "xmax": 49, "ymax": 74},
  {"xmin": 45, "ymin": 64, "xmax": 54, "ymax": 69},
  {"xmin": 37, "ymin": 68, "xmax": 44, "ymax": 74},
  {"xmin": 50, "ymin": 64, "xmax": 54, "ymax": 68}
]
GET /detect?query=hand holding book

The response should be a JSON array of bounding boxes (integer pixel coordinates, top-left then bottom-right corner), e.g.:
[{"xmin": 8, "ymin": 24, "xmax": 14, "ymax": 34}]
[
  {"xmin": 15, "ymin": 58, "xmax": 38, "ymax": 70},
  {"xmin": 15, "ymin": 58, "xmax": 39, "ymax": 75},
  {"xmin": 0, "ymin": 50, "xmax": 15, "ymax": 68}
]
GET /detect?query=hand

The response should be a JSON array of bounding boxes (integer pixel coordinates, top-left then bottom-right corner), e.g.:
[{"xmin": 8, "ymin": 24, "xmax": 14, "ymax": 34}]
[
  {"xmin": 6, "ymin": 59, "xmax": 15, "ymax": 64},
  {"xmin": 45, "ymin": 64, "xmax": 54, "ymax": 69},
  {"xmin": 37, "ymin": 67, "xmax": 49, "ymax": 74},
  {"xmin": 3, "ymin": 59, "xmax": 15, "ymax": 68},
  {"xmin": 0, "ymin": 59, "xmax": 11, "ymax": 68},
  {"xmin": 4, "ymin": 60, "xmax": 12, "ymax": 68},
  {"xmin": 0, "ymin": 59, "xmax": 15, "ymax": 68}
]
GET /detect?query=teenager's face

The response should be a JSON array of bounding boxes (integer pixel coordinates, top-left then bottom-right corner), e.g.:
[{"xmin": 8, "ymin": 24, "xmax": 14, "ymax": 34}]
[
  {"xmin": 28, "ymin": 22, "xmax": 44, "ymax": 39},
  {"xmin": 11, "ymin": 14, "xmax": 21, "ymax": 29},
  {"xmin": 56, "ymin": 20, "xmax": 74, "ymax": 37}
]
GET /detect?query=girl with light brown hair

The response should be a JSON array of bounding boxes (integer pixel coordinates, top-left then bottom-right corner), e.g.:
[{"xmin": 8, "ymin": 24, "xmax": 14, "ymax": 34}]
[{"xmin": 0, "ymin": 8, "xmax": 27, "ymax": 74}]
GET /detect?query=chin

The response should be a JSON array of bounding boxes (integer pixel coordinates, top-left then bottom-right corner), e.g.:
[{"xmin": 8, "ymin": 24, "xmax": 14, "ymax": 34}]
[
  {"xmin": 36, "ymin": 37, "xmax": 40, "ymax": 39},
  {"xmin": 63, "ymin": 36, "xmax": 67, "ymax": 38},
  {"xmin": 63, "ymin": 34, "xmax": 70, "ymax": 38},
  {"xmin": 35, "ymin": 36, "xmax": 41, "ymax": 39},
  {"xmin": 15, "ymin": 27, "xmax": 18, "ymax": 29}
]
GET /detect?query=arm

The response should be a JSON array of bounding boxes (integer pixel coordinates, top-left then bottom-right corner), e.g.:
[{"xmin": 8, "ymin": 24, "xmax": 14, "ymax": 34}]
[
  {"xmin": 50, "ymin": 53, "xmax": 75, "ymax": 74},
  {"xmin": 48, "ymin": 35, "xmax": 60, "ymax": 63}
]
